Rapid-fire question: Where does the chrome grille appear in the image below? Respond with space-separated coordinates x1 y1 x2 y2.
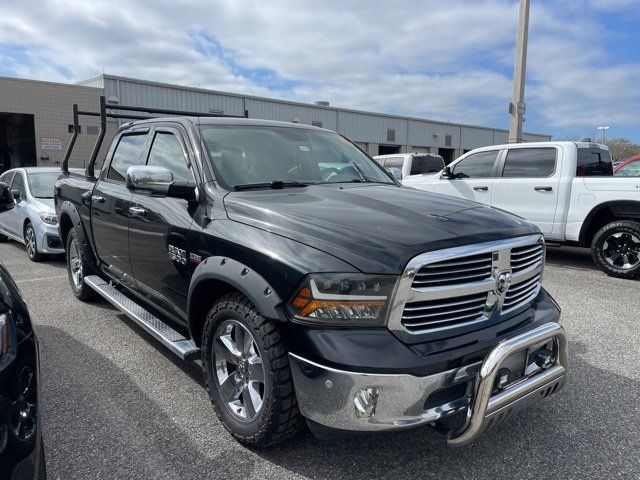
401 293 487 331
511 244 544 274
503 274 541 311
411 253 492 288
389 235 545 337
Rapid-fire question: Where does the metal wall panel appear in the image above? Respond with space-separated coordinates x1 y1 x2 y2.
460 127 494 150
244 98 337 129
337 111 407 144
408 120 461 148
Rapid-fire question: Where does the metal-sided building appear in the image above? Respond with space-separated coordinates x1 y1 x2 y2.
1 73 551 172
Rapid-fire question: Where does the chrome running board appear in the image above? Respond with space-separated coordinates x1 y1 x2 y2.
84 275 200 361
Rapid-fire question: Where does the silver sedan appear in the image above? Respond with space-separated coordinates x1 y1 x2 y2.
0 167 64 261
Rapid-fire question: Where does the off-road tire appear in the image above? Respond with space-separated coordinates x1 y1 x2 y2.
202 292 305 447
66 227 98 301
591 220 640 279
24 223 45 262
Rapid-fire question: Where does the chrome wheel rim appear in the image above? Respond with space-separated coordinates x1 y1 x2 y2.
25 227 36 258
69 238 83 288
213 320 265 422
603 232 640 270
9 365 37 442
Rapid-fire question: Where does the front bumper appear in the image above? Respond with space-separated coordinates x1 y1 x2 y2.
36 222 64 254
289 322 567 445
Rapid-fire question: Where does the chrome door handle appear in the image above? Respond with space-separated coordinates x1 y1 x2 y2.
534 186 552 192
92 195 105 203
129 206 147 216
473 186 489 191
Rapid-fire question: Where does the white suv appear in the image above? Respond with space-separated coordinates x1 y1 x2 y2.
404 141 640 279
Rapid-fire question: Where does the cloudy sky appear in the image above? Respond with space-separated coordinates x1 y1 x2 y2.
1 0 639 141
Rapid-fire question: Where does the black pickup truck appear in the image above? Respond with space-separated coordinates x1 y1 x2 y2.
53 99 567 447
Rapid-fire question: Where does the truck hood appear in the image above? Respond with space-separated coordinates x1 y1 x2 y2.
223 184 540 274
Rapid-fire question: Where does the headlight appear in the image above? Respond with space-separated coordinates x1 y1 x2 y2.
39 211 57 225
287 274 397 326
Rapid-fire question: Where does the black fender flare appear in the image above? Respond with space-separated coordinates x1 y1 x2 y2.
57 201 100 270
187 256 285 340
579 200 640 244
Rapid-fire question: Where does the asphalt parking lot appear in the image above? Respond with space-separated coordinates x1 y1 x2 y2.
1 241 639 479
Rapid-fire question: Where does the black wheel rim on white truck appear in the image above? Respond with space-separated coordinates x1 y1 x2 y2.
602 232 640 270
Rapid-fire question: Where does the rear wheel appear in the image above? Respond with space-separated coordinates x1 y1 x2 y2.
591 220 640 279
202 293 304 447
24 223 44 262
66 227 97 301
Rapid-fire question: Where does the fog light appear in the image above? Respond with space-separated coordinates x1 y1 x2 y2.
354 388 378 419
496 368 511 390
535 349 555 370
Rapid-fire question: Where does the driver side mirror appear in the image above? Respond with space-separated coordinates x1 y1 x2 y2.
386 167 403 181
126 165 173 196
443 166 455 179
0 182 15 213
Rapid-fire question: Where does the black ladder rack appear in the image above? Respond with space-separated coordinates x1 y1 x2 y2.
61 95 249 177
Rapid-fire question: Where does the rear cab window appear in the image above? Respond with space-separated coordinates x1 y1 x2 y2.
410 155 444 175
576 146 613 176
501 148 557 177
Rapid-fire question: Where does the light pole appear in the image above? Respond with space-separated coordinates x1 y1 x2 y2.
597 126 610 144
508 0 530 143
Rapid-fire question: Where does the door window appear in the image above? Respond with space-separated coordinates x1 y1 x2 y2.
452 151 498 178
0 172 14 185
146 132 192 181
502 148 556 177
616 160 640 177
107 133 148 182
10 172 26 198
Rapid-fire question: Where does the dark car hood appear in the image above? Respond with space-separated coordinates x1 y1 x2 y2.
223 184 540 274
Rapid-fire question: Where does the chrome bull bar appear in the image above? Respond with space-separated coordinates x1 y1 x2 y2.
447 322 568 446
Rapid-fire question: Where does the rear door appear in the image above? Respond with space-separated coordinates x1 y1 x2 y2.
128 125 197 320
433 150 500 204
490 146 560 234
91 130 149 282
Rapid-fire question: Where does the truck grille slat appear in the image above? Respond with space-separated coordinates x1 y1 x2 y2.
396 236 545 335
412 253 493 289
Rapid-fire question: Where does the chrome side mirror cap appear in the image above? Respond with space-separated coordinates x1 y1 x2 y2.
125 165 174 196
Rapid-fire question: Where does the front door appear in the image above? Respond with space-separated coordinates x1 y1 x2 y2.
6 171 27 237
91 131 149 282
128 127 197 321
433 149 500 204
490 146 561 235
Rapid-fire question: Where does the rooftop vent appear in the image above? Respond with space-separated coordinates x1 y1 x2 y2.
314 101 330 107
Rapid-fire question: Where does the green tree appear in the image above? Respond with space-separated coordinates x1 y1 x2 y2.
603 137 640 163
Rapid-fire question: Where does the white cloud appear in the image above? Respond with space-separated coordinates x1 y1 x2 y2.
0 0 639 139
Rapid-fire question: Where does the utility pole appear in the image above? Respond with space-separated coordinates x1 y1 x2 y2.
508 0 530 143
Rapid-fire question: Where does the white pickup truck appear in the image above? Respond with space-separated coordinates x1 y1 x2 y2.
403 141 640 279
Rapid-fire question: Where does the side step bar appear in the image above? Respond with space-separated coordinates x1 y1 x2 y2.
84 275 200 361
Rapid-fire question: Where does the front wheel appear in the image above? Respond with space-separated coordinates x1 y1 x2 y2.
591 220 640 279
202 293 304 447
24 223 44 262
66 227 97 301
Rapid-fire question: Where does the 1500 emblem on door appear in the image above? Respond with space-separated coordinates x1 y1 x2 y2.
168 245 187 265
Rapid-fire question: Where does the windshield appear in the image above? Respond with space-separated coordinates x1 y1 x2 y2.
27 172 59 198
616 160 640 177
200 125 395 190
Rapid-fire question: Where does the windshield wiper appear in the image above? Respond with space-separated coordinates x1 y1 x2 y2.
233 180 313 191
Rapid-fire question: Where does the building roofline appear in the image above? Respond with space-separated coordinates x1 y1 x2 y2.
86 73 552 138
0 74 103 92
